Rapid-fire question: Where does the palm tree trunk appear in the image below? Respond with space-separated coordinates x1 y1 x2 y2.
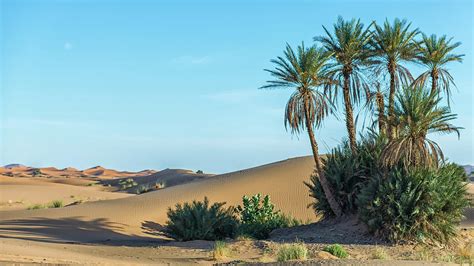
387 61 396 139
343 72 357 154
430 69 438 95
303 97 342 217
375 91 386 135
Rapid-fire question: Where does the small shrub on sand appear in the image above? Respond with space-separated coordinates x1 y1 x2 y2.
165 197 238 241
27 204 45 210
135 184 152 195
196 170 204 174
47 200 64 208
237 194 301 239
235 234 255 241
212 241 230 260
372 246 389 260
323 244 348 258
277 242 308 262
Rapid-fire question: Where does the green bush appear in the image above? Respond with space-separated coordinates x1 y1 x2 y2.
47 200 64 208
165 197 238 241
27 204 45 210
323 244 348 258
306 133 387 217
135 184 152 194
237 194 301 239
277 242 308 261
357 163 468 244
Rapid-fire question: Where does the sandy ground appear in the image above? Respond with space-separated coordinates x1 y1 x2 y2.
0 156 472 265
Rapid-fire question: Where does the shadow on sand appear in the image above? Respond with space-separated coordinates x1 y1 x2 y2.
0 216 162 246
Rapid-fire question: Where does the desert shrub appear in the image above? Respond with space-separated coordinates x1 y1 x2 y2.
372 246 389 260
165 197 238 241
212 241 230 260
47 200 64 208
277 242 308 262
31 168 42 176
306 133 387 217
237 194 301 239
155 181 166 189
135 184 152 194
357 163 469 244
27 204 45 210
323 244 348 258
119 178 138 190
196 170 204 174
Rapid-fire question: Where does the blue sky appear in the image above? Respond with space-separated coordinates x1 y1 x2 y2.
1 0 472 173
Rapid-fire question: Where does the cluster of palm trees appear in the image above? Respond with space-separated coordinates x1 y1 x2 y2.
261 17 464 217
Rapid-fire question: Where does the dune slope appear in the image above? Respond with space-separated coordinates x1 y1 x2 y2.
0 156 316 243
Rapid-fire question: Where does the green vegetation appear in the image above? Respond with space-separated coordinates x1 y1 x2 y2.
260 43 342 217
196 170 204 174
27 200 65 210
165 197 238 241
212 241 230 260
164 194 300 241
306 133 386 217
323 244 348 259
31 168 41 177
119 178 138 190
277 242 308 262
237 194 301 239
135 184 152 194
47 200 64 208
27 203 46 210
357 164 468 244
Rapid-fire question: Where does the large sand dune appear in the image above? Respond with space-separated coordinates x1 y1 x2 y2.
0 156 317 243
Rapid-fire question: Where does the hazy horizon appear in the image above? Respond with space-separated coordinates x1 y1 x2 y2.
1 0 473 173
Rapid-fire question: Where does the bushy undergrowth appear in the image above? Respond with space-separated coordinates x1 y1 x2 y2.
357 164 468 244
237 194 301 239
306 134 386 217
277 242 308 262
307 131 468 245
164 194 300 241
323 244 348 258
47 200 64 208
165 197 238 241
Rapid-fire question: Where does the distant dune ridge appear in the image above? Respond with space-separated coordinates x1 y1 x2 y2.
0 164 157 179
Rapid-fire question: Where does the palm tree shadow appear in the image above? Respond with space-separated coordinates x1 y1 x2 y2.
0 217 161 246
141 220 168 238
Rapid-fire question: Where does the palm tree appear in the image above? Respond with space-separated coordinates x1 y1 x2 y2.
315 16 373 154
380 86 461 169
413 34 464 102
260 43 342 217
370 18 419 138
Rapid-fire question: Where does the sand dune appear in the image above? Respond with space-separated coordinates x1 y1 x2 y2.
0 175 131 211
0 156 316 243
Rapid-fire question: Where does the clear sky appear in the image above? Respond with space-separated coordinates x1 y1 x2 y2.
1 0 473 173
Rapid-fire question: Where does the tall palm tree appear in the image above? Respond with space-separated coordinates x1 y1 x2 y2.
413 34 464 102
380 86 461 169
315 16 373 154
370 18 419 139
260 43 342 217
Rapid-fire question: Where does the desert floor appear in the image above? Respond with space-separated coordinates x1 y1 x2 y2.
0 156 472 265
